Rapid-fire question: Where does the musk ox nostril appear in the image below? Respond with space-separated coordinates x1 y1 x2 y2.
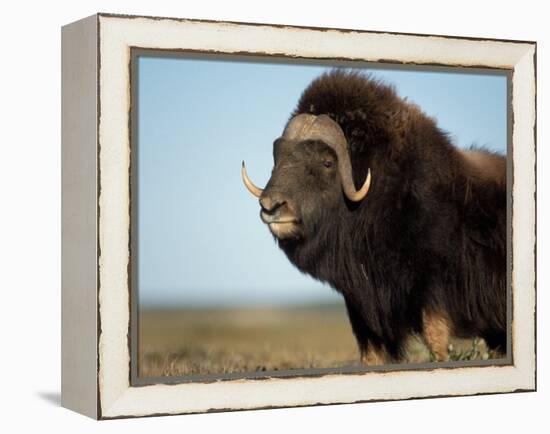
260 196 286 214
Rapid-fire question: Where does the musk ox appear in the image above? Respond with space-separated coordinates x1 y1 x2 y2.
242 70 507 365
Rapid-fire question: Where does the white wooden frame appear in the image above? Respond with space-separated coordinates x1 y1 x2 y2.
61 13 536 419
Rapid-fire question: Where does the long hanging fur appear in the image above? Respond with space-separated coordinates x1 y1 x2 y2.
278 70 506 360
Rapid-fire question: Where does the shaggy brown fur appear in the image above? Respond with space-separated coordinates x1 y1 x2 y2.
422 308 453 361
258 70 507 363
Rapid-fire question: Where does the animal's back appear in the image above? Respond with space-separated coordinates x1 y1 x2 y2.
460 148 506 188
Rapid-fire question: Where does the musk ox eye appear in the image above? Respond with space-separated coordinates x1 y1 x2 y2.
323 160 334 168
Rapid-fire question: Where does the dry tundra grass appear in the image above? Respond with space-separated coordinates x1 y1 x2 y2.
138 304 500 378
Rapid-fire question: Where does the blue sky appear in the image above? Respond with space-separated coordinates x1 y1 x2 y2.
137 54 508 307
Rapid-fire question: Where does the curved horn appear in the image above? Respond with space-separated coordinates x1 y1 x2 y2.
283 114 372 202
343 167 371 202
241 161 263 198
282 113 318 140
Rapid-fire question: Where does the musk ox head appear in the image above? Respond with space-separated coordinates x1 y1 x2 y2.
242 114 371 241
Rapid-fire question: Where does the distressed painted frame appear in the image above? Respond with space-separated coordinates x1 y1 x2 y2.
61 13 536 420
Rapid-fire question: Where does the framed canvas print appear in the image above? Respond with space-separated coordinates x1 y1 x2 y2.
61 13 536 419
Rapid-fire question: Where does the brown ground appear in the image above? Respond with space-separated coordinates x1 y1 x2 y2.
138 304 497 379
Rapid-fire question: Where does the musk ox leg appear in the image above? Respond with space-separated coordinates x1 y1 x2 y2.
361 345 390 366
344 297 392 366
422 308 452 361
483 330 507 358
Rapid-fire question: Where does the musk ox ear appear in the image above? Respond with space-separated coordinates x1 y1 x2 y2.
283 114 372 202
